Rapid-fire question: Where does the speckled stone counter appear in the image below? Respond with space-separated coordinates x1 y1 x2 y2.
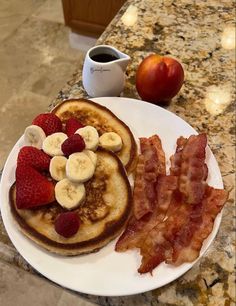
0 0 235 305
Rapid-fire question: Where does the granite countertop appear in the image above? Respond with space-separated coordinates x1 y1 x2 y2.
0 0 235 305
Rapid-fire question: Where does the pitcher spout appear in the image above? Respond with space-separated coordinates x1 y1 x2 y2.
116 51 131 71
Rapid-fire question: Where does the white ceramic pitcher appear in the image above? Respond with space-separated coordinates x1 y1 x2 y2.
82 45 130 97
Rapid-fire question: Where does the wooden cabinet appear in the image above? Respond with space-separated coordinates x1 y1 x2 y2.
62 0 126 37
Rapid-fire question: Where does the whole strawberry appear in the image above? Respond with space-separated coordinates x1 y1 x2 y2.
54 212 80 238
17 146 51 171
61 134 85 156
65 117 84 136
32 113 62 136
16 165 55 209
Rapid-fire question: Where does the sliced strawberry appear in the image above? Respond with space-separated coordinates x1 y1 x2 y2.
32 113 62 136
55 212 80 238
16 165 55 209
17 146 51 171
65 117 84 136
61 134 85 156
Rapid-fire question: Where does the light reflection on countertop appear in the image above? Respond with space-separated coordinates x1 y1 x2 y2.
204 84 232 115
221 26 236 50
121 5 138 27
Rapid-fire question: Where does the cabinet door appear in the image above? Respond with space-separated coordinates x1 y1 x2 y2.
62 0 126 36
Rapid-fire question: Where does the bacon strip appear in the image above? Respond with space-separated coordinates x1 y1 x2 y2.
132 155 152 221
141 135 166 176
138 192 184 274
178 134 208 205
115 175 178 252
116 135 167 251
138 186 228 273
170 136 187 176
170 135 208 183
170 186 228 265
133 135 166 220
133 155 157 221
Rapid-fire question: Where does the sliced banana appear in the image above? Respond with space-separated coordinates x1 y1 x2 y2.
83 150 97 166
55 178 86 210
24 125 46 149
49 156 67 181
42 132 67 157
66 152 95 183
76 126 99 151
99 132 122 152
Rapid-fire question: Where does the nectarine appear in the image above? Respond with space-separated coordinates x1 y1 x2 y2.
136 55 184 105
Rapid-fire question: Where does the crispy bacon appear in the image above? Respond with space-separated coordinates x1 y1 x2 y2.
144 135 166 176
170 135 208 183
133 135 166 220
116 133 228 275
115 214 151 252
138 186 228 273
138 192 185 274
115 175 178 252
132 155 153 221
138 224 170 274
138 134 209 273
116 135 166 251
170 136 187 176
170 186 228 265
173 134 208 205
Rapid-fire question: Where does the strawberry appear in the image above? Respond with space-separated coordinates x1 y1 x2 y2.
17 146 51 171
54 212 80 238
65 117 84 136
32 113 62 136
16 165 55 209
61 134 85 156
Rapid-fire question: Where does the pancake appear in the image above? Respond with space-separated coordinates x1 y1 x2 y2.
51 98 137 174
10 149 132 255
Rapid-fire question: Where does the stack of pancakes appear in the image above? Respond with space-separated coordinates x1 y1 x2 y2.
10 99 137 255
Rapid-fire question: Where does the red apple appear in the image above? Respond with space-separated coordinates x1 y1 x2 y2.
136 54 184 105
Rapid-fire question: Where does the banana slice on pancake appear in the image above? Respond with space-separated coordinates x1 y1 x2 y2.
55 178 86 210
24 125 46 149
42 132 67 156
76 126 99 151
99 132 122 152
49 156 67 181
66 152 95 183
83 150 97 166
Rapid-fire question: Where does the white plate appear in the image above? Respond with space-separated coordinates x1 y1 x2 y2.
0 97 223 296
